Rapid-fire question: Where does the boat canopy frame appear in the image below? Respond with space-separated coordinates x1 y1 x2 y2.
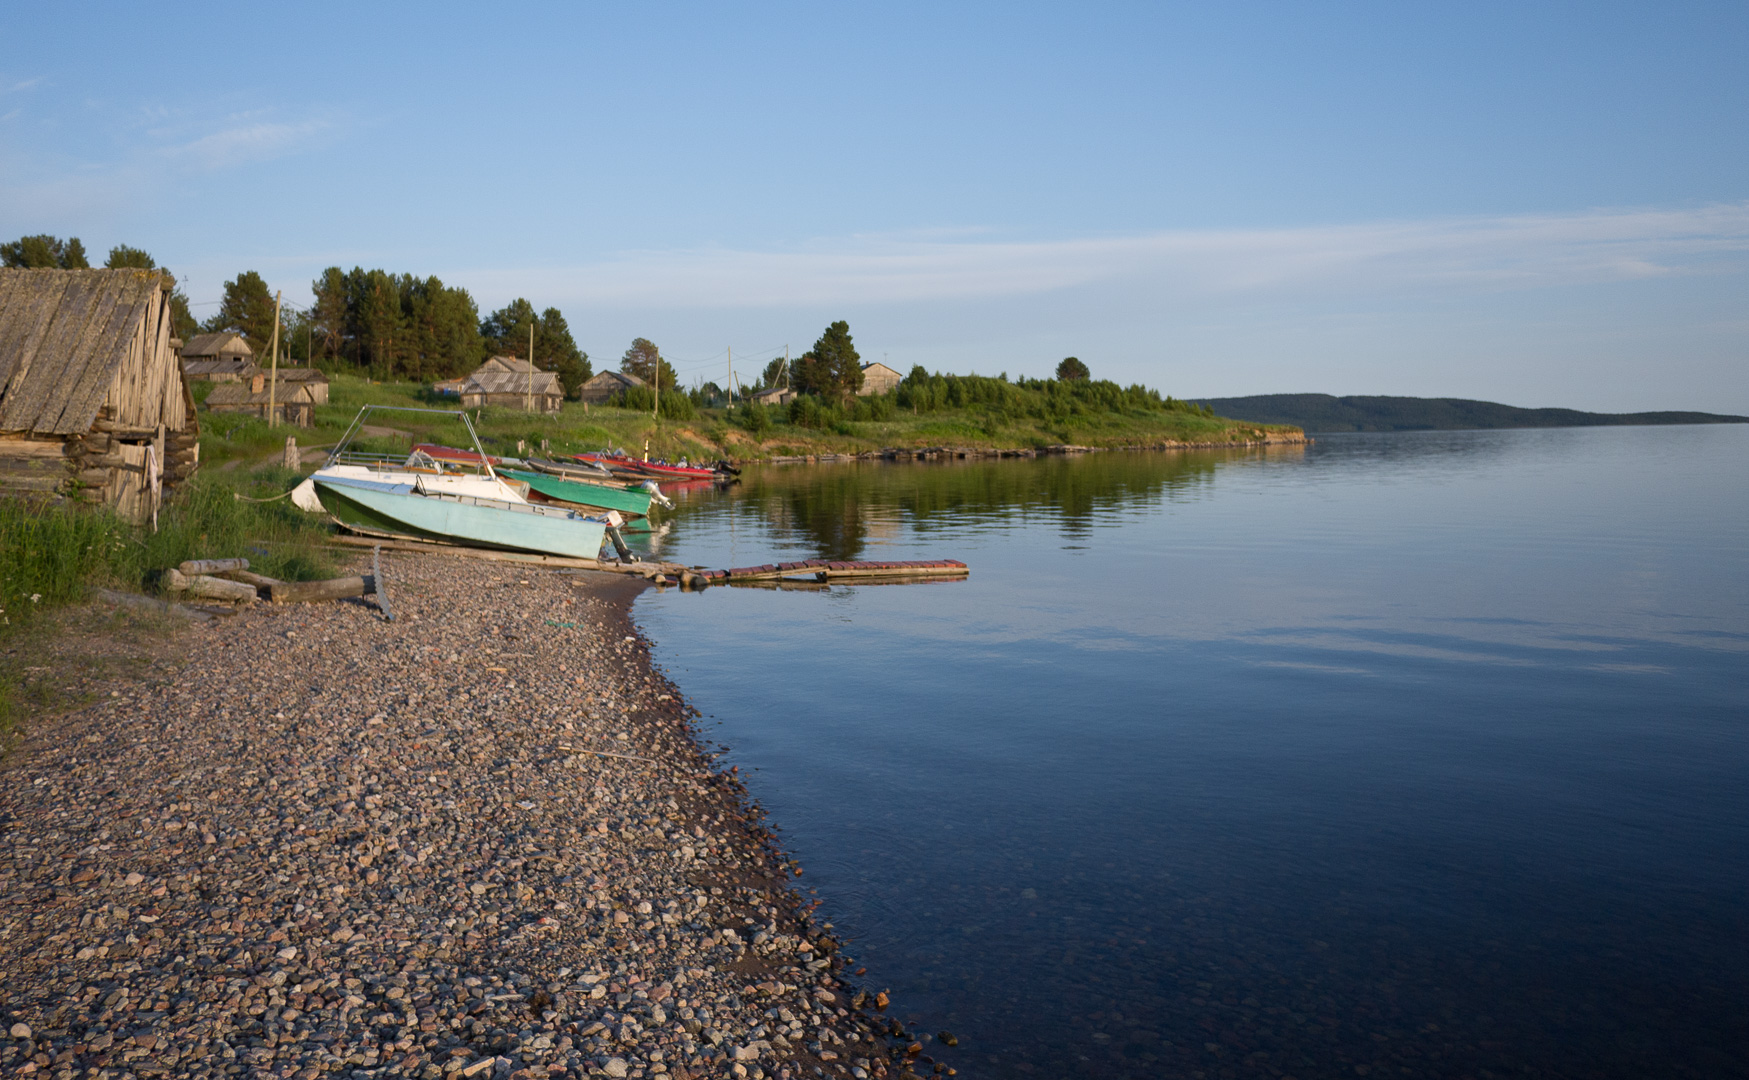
323 405 500 482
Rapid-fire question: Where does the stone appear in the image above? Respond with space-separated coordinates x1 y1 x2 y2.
9 1023 30 1039
603 1058 629 1077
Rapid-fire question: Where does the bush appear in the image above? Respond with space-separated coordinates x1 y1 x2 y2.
613 385 697 420
787 394 842 430
735 399 772 434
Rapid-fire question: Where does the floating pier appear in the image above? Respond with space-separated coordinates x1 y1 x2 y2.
329 533 968 589
700 558 969 584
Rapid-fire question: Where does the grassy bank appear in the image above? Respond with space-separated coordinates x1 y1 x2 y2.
0 468 338 737
195 372 1303 470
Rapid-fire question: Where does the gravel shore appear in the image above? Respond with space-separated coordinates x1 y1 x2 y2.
0 553 924 1080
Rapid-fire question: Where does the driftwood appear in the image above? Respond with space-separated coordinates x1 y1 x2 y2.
179 557 248 575
266 575 377 604
162 567 257 602
219 568 282 589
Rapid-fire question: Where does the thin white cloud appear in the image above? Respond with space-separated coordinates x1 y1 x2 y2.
4 77 43 95
161 118 330 171
465 203 1749 309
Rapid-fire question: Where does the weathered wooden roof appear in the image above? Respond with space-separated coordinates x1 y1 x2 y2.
0 268 167 435
463 370 563 396
275 367 329 384
476 355 538 375
182 331 253 359
586 370 645 388
183 357 259 376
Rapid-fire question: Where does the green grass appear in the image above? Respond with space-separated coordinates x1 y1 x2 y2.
201 372 1301 470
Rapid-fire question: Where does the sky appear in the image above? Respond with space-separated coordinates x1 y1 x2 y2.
3 1 1746 411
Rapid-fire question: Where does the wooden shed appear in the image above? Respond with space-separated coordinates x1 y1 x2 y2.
460 368 564 413
0 268 199 522
180 331 255 381
203 371 316 427
275 367 330 405
751 386 796 406
578 369 644 404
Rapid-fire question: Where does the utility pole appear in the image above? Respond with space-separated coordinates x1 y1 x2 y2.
268 290 282 427
653 349 660 421
783 344 789 388
527 322 534 413
727 345 733 403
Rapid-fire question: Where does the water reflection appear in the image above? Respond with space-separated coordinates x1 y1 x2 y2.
634 428 1749 1080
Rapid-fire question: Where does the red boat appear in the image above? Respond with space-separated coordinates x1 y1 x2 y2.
412 443 503 468
573 451 735 482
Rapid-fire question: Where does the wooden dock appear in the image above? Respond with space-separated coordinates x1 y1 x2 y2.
328 533 967 589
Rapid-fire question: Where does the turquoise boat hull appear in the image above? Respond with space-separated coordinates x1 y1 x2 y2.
499 469 653 517
313 475 609 559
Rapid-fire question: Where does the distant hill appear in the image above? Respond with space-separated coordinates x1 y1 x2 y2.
1192 394 1749 433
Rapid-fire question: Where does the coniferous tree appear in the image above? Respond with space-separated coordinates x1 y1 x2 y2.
793 320 862 400
1056 356 1090 381
1 234 89 268
205 270 282 356
620 338 677 390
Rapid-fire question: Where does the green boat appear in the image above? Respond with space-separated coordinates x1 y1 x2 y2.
499 468 655 517
313 474 609 558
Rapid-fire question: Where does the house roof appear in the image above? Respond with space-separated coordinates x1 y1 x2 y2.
204 380 315 407
586 370 645 388
182 357 259 376
476 355 539 375
860 362 900 377
275 367 329 384
462 370 563 396
182 331 254 359
0 268 171 435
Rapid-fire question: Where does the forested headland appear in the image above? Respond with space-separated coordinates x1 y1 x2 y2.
1194 393 1749 432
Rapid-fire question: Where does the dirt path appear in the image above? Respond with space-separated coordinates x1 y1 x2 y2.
0 555 912 1080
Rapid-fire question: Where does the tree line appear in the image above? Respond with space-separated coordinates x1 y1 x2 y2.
6 234 1192 415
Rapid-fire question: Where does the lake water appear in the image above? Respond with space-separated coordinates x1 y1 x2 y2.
629 426 1749 1079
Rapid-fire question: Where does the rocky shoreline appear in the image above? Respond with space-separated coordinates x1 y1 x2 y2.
0 555 937 1080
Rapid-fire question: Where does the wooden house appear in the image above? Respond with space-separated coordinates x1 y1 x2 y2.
180 332 256 381
0 268 200 523
203 371 317 427
459 368 564 413
751 386 796 406
858 361 902 396
578 369 644 404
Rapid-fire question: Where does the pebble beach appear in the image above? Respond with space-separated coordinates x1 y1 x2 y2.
0 554 923 1080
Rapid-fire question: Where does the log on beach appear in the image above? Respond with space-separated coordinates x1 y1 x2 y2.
265 574 377 604
178 557 249 575
162 568 258 603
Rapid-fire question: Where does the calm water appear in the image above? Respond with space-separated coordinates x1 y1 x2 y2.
630 426 1749 1079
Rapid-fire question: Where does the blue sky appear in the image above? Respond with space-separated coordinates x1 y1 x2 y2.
3 2 1746 411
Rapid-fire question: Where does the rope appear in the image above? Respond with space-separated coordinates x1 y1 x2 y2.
232 488 298 502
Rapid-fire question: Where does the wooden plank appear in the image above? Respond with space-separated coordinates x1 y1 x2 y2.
0 272 72 423
0 270 101 432
41 272 129 434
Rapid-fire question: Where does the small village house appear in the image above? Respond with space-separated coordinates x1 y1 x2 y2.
275 367 330 405
443 356 565 412
751 386 797 406
179 331 256 382
203 371 317 427
577 369 645 405
0 268 200 522
858 361 902 396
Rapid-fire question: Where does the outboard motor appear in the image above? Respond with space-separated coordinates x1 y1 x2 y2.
639 480 675 510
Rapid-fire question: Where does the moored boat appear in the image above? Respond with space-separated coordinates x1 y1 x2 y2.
312 473 610 558
498 468 657 517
